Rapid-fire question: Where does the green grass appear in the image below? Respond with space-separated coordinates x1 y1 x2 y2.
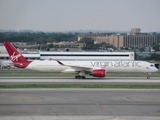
0 84 160 89
0 72 160 77
1 69 160 77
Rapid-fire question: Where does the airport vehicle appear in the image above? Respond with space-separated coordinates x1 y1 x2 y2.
0 60 12 69
3 42 159 79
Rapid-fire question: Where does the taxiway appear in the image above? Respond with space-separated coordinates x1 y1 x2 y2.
0 89 160 120
0 77 160 85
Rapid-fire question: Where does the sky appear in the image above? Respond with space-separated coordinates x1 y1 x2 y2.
0 0 160 32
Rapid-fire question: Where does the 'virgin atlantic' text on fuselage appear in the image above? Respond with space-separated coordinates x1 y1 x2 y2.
90 61 142 68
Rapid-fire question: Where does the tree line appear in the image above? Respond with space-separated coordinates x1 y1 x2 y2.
0 32 78 44
135 52 160 61
0 32 160 61
1 31 160 45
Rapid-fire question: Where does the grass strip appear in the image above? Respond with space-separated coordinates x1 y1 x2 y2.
0 73 160 77
0 84 160 89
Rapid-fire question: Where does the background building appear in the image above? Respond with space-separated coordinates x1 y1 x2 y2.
78 28 157 50
131 28 141 35
123 34 157 48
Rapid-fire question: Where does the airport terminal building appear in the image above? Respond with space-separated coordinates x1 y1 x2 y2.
0 44 134 61
40 52 134 61
0 51 134 61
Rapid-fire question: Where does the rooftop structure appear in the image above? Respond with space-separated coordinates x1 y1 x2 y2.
131 28 141 35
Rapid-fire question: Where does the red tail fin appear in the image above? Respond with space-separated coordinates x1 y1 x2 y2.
3 42 27 63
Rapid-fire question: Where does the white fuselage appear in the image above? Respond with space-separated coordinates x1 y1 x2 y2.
25 60 158 74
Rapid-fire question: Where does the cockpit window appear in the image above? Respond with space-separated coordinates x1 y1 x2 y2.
150 64 154 67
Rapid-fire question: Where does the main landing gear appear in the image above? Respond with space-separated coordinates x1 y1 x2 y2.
75 75 86 79
75 71 86 79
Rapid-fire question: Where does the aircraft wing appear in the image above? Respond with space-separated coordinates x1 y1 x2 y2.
57 60 106 78
57 60 98 72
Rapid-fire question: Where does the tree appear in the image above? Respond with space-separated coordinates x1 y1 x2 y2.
153 44 160 52
47 44 54 48
139 47 145 52
144 53 160 61
79 37 94 46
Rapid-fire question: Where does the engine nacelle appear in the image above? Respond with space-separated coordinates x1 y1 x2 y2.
91 69 106 77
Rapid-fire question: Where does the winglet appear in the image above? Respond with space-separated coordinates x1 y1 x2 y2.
57 60 64 65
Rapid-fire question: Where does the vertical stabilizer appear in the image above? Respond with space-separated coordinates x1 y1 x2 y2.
3 42 31 68
3 42 27 63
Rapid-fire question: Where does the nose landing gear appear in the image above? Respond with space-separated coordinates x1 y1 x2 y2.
147 73 151 79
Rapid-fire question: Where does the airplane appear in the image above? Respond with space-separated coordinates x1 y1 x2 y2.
3 42 159 79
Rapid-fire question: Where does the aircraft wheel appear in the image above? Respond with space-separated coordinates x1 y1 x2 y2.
79 76 85 79
80 76 83 79
75 75 85 79
75 75 81 79
82 76 86 79
147 76 150 79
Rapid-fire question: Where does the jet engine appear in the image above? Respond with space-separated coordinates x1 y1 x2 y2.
91 69 106 77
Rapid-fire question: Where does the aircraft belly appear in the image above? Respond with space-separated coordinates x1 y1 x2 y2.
106 67 142 73
27 63 67 72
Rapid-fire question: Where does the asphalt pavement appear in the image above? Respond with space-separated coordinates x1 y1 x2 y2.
0 89 160 120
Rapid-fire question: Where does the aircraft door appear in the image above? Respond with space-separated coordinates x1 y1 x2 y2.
143 62 149 72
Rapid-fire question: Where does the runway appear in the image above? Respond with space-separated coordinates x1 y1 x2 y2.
0 89 160 120
0 77 160 85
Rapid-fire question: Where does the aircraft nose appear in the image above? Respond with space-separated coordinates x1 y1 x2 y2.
153 67 159 72
155 64 159 70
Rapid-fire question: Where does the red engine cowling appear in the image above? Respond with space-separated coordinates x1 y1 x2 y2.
92 69 106 77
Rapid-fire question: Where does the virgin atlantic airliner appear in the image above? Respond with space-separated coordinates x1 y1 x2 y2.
4 42 158 79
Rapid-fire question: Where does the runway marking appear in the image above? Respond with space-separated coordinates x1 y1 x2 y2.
0 94 44 102
126 95 160 102
76 90 114 115
14 96 44 101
